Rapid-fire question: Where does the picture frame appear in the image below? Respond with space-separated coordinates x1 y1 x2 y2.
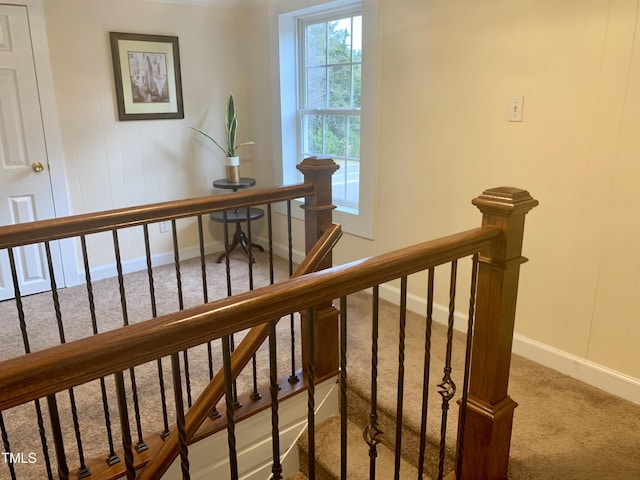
109 32 184 121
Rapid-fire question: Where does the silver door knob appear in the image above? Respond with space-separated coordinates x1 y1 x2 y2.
31 162 45 173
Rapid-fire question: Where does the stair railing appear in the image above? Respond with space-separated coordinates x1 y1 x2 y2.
0 156 340 479
137 222 343 480
0 183 537 480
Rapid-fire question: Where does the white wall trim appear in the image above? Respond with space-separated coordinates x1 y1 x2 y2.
259 235 306 267
512 334 640 405
377 283 640 406
20 0 77 287
67 232 294 289
69 239 224 286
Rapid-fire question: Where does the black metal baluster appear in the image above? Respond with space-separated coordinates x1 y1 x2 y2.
287 201 299 384
47 394 69 480
172 219 184 312
247 205 256 264
197 215 218 397
247 207 262 401
210 209 233 420
114 372 136 480
394 276 408 480
339 296 348 480
80 235 120 465
286 201 293 278
7 248 53 479
45 241 90 478
305 308 316 479
171 353 190 480
364 285 382 479
33 400 54 479
267 204 274 284
221 211 240 408
437 260 458 480
143 224 171 439
418 267 435 479
455 254 479 479
0 411 17 480
181 342 193 411
222 336 239 480
112 231 147 453
268 321 282 479
197 215 209 304
6 245 31 348
223 210 232 296
171 220 193 409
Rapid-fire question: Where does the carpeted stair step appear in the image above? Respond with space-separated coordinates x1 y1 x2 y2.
284 472 308 480
344 292 462 476
346 381 456 476
297 415 422 479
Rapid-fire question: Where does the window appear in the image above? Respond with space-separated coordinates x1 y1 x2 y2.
276 0 377 239
299 13 362 213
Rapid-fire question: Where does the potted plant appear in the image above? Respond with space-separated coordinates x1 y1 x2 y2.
192 93 254 183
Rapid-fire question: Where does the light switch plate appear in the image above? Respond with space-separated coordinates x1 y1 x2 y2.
508 96 524 122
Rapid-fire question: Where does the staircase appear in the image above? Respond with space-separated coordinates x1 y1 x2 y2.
0 182 542 480
296 416 419 479
285 291 466 480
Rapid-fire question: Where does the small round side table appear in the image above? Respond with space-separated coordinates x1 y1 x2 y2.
210 178 265 263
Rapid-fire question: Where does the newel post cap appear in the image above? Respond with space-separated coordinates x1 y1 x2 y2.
296 156 340 176
472 186 539 217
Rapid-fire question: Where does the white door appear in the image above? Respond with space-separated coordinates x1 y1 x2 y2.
0 4 62 301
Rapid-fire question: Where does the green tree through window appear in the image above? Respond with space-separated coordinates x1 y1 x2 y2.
300 13 362 211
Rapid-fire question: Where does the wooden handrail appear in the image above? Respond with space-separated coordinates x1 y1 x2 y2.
0 226 500 411
0 183 313 249
136 223 343 480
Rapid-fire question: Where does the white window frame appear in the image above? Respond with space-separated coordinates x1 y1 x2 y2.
298 9 362 214
272 0 378 240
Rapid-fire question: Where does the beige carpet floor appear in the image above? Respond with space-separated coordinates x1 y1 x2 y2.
1 251 639 479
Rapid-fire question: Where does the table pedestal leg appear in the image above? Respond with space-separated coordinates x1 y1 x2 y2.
216 221 264 263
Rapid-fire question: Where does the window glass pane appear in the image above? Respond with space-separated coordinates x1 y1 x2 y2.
352 64 361 108
345 159 360 204
328 18 352 64
332 158 346 202
302 114 323 155
347 116 360 158
328 65 351 107
352 16 362 62
306 23 326 67
325 115 347 157
306 66 326 108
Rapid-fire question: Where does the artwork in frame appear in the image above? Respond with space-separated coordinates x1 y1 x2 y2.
109 32 184 121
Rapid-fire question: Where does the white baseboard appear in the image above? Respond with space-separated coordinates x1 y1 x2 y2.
377 283 640 406
69 240 224 286
259 236 306 266
512 334 640 405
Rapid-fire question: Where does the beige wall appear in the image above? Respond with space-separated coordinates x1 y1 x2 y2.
245 0 640 386
43 0 255 264
41 0 640 387
376 0 640 382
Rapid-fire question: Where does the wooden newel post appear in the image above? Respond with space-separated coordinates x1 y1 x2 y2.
297 156 340 381
457 187 538 479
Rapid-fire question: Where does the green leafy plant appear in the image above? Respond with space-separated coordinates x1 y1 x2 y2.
192 93 254 157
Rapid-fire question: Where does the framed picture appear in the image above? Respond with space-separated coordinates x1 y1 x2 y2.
109 32 184 121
